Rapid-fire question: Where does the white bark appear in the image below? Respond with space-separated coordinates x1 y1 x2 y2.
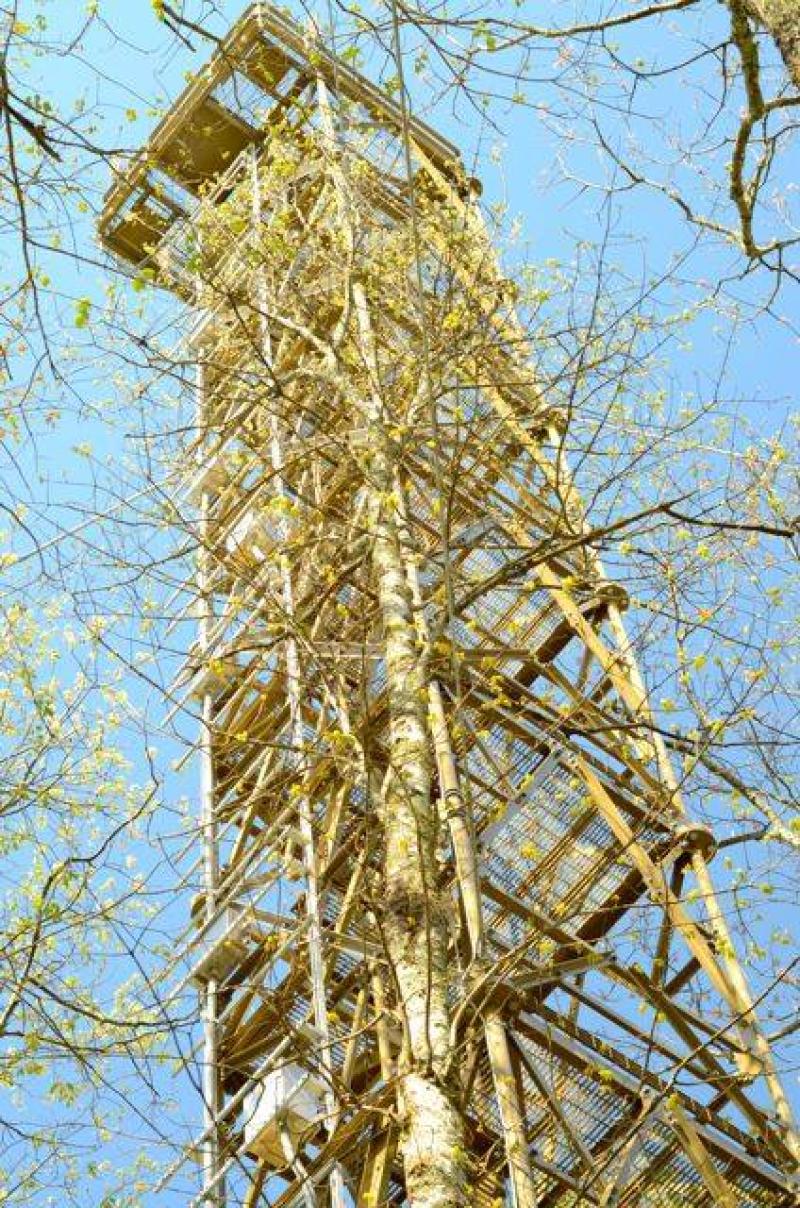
353 282 469 1207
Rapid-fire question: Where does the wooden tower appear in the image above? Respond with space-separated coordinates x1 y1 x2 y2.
99 5 798 1205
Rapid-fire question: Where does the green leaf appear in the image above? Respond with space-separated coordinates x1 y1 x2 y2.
131 267 155 292
74 297 91 328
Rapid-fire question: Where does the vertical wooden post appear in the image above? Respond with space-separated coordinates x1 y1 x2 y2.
484 1015 538 1208
250 144 345 1205
197 356 224 1206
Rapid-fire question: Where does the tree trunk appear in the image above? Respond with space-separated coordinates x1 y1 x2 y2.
353 282 469 1207
372 505 468 1207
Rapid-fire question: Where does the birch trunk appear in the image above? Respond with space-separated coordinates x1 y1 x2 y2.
353 283 469 1208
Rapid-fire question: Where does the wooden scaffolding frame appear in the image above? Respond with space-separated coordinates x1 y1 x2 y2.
99 5 799 1205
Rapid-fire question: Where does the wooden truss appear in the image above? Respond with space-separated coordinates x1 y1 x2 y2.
99 5 799 1205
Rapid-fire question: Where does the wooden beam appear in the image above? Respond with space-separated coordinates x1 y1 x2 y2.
484 1013 538 1208
575 755 760 1079
510 1032 601 1182
668 1100 738 1208
356 1127 398 1207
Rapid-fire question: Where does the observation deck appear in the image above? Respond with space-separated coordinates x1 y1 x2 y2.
98 2 459 284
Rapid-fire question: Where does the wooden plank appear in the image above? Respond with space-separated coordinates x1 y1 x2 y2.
484 1013 538 1208
356 1127 398 1207
668 1101 738 1208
